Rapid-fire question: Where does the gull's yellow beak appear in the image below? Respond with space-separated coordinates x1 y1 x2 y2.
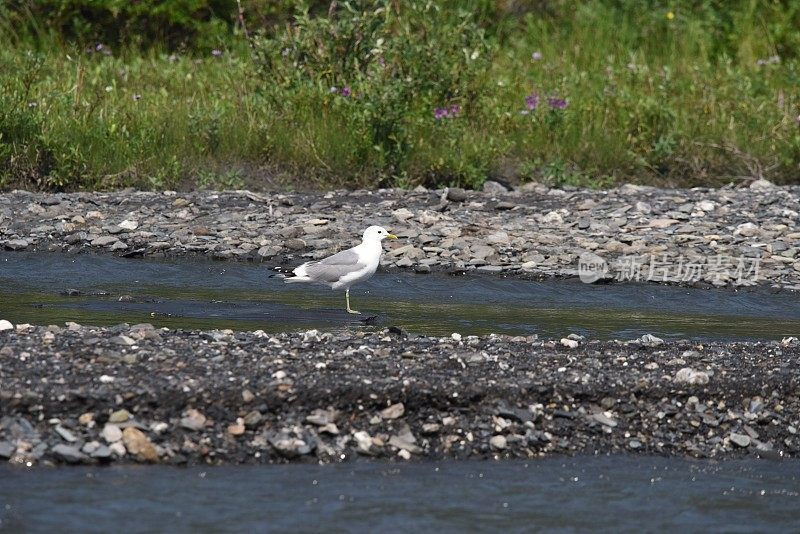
387 233 398 239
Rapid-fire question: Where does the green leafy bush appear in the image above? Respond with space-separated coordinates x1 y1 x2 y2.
251 0 493 184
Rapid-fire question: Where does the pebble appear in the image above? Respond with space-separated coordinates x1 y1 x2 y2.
635 334 664 347
446 187 468 202
490 435 507 450
109 409 132 423
91 236 119 247
380 403 405 420
5 239 29 250
0 441 15 459
674 368 710 385
55 425 78 443
102 424 123 443
729 433 751 448
228 422 246 436
181 409 207 431
118 220 139 231
483 180 509 195
122 427 158 462
51 444 88 464
1 185 799 288
0 324 798 466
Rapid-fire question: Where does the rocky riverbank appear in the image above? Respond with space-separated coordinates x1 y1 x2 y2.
1 180 799 289
1 322 798 466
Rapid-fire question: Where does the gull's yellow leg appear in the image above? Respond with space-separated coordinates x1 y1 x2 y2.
346 288 361 314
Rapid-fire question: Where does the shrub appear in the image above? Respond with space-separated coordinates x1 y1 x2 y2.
250 0 494 185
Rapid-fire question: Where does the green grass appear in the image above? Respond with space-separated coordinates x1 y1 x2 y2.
1 1 799 191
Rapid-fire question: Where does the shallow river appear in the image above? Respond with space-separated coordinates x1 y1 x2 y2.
2 252 799 340
1 457 799 532
3 252 800 532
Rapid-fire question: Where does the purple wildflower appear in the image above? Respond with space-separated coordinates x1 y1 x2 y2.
341 86 352 97
796 114 800 125
547 97 568 110
524 92 540 110
434 104 462 120
90 43 112 56
531 51 542 61
211 48 223 57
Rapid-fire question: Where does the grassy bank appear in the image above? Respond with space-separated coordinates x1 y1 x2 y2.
1 1 799 191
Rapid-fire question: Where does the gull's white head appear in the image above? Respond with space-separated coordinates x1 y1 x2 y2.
363 225 398 242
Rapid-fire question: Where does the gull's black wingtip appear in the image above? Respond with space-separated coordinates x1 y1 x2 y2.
268 265 292 279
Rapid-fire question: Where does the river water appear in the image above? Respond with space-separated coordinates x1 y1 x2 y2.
2 252 799 340
3 252 800 532
1 457 799 532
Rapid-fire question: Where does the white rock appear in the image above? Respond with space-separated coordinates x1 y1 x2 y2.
483 180 509 195
118 220 139 231
749 178 775 190
99 375 115 383
109 442 127 457
540 211 563 224
0 320 13 331
560 338 579 348
451 333 462 342
489 435 507 450
734 222 760 237
635 334 664 347
101 424 123 443
674 367 710 385
392 208 414 222
695 200 715 212
353 431 372 452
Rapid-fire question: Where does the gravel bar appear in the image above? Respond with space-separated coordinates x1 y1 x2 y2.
1 323 798 466
1 179 799 288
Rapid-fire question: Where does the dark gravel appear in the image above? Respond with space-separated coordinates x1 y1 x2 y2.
2 179 800 288
1 323 798 466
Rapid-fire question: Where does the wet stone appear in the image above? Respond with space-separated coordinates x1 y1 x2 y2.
5 239 29 250
729 433 751 448
51 444 88 464
0 441 15 459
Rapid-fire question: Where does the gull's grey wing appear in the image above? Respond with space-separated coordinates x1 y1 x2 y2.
317 247 361 266
303 262 365 283
302 247 365 283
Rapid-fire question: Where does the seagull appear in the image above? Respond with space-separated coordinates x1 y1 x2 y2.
283 225 398 314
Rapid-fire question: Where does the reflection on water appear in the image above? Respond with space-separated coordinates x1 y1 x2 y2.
1 457 799 532
1 252 799 340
